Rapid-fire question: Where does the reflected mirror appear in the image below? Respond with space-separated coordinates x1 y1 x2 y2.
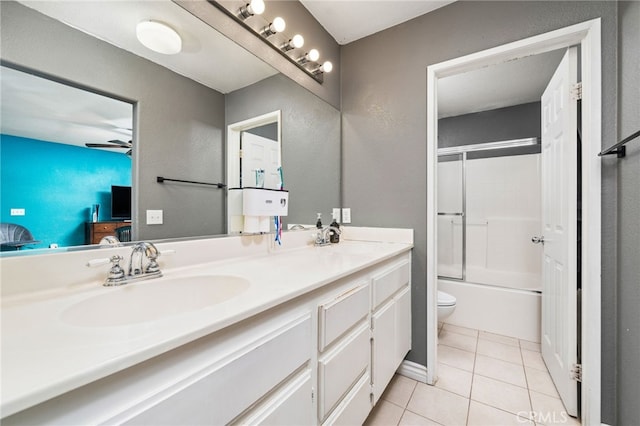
0 0 341 255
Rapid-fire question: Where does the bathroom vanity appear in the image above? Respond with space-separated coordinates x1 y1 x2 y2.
0 227 412 425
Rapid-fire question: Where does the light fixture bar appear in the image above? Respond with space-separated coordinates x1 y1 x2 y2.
207 0 325 84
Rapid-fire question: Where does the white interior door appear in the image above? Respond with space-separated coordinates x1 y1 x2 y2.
540 47 578 417
241 132 280 189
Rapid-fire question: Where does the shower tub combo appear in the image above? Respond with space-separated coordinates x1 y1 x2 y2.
438 139 542 343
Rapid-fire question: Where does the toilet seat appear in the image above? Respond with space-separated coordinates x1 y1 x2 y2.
437 291 456 307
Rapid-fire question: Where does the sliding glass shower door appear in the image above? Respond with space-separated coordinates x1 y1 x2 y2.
437 153 465 280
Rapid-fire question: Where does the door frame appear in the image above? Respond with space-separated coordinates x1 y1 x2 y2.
226 110 282 233
426 19 601 424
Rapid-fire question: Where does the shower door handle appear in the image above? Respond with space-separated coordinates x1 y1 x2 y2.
531 236 545 245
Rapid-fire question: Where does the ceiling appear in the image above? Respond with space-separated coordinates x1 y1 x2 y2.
300 0 456 45
1 66 134 150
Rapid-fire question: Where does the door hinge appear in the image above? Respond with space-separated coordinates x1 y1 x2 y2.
570 363 582 382
239 149 243 158
571 82 582 100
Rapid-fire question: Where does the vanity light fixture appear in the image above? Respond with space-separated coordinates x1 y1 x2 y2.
208 1 329 84
260 17 286 37
312 61 333 75
297 48 320 64
238 0 265 20
280 34 304 52
136 20 182 55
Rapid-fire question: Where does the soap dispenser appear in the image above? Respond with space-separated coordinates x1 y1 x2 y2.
316 213 323 229
329 216 340 244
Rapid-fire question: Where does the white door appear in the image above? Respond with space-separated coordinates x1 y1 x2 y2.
539 47 579 417
241 132 281 189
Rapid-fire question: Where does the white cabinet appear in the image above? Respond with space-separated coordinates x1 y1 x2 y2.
235 369 313 426
318 323 370 421
371 260 412 403
122 315 312 425
318 282 369 352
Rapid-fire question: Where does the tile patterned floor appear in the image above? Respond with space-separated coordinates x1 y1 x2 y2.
364 324 580 426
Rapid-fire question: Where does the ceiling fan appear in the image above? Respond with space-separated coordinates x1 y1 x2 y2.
85 139 132 155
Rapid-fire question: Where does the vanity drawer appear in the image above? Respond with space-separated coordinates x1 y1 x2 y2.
318 282 369 352
321 373 371 426
124 315 312 426
318 322 369 421
371 260 410 310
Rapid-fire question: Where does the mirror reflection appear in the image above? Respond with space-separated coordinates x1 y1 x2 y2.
0 66 134 251
0 0 341 255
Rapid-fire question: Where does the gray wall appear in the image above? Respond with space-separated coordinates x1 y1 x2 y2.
1 1 227 240
226 74 341 226
616 2 640 423
439 102 541 158
340 2 620 421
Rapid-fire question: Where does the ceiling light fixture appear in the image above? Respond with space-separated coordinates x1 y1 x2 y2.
238 0 265 20
136 20 182 55
280 34 304 52
297 49 319 64
260 17 286 37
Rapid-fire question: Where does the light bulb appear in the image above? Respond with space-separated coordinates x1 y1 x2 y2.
272 17 286 33
322 61 333 73
308 49 320 62
248 0 265 15
136 21 182 55
239 0 264 19
291 34 304 49
262 17 286 37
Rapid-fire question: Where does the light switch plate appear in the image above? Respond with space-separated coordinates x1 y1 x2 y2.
332 208 341 221
10 208 25 216
146 209 163 225
342 208 351 224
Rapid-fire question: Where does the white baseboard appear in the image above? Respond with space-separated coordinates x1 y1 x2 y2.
396 360 428 383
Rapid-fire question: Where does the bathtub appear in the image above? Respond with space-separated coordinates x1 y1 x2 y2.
438 278 541 343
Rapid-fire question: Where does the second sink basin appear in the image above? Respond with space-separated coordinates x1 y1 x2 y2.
61 275 250 327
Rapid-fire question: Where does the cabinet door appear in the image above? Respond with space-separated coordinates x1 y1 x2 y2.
395 286 412 365
371 300 396 404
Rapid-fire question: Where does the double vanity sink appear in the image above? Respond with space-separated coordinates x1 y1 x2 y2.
1 228 413 424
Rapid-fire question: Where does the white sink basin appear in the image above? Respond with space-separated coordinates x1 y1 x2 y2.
61 275 250 327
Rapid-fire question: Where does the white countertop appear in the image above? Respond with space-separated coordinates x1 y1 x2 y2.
1 235 412 417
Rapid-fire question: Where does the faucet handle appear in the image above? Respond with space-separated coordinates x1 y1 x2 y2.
106 255 126 283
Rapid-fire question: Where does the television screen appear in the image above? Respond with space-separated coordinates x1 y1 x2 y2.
111 185 132 220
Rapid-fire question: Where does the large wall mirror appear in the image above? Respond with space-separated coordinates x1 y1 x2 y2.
0 0 341 255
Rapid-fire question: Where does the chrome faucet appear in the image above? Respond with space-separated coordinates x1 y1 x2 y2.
128 241 161 278
315 226 341 246
88 241 163 286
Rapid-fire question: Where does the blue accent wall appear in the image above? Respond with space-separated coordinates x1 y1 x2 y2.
1 135 131 249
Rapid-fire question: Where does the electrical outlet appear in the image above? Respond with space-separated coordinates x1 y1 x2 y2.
342 208 351 224
146 209 163 225
332 208 341 222
10 208 25 216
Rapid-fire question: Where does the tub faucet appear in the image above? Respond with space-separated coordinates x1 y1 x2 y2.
315 226 341 246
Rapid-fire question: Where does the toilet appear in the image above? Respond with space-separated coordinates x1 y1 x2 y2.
437 291 457 322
